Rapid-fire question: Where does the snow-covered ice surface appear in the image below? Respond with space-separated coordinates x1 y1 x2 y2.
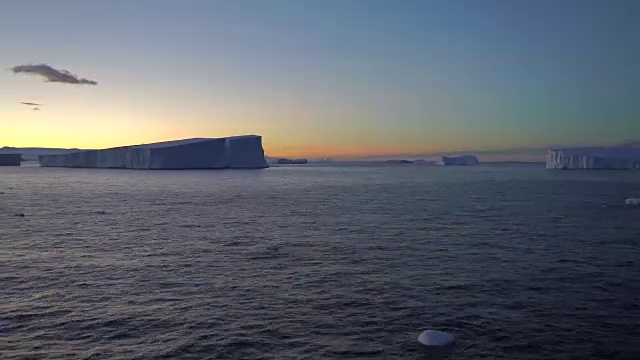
547 146 640 170
418 330 455 346
39 136 268 169
442 155 479 166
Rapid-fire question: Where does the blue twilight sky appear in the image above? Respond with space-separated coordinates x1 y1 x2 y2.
0 0 638 157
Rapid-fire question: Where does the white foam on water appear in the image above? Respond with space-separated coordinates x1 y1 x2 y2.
625 198 640 205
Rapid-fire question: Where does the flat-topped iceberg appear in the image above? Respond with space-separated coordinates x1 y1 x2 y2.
442 155 479 166
0 154 22 166
275 158 308 164
39 136 269 169
546 146 640 170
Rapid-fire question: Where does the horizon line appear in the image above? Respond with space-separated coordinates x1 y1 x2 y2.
3 140 638 160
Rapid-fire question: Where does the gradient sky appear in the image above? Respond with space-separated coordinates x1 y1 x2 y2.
1 0 638 157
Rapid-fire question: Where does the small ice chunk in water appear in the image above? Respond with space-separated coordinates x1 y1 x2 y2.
417 330 455 347
625 198 640 205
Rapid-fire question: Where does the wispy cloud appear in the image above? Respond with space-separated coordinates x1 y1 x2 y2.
20 102 42 106
10 64 98 85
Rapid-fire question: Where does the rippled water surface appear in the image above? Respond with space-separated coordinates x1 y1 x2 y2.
2 164 639 359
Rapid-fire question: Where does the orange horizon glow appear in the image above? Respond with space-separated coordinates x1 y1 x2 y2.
264 145 438 159
1 136 443 159
2 1 639 160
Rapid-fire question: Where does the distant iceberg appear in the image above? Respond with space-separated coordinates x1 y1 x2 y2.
39 136 269 169
275 158 308 164
0 147 79 161
414 159 437 165
442 155 479 166
0 154 21 166
546 145 640 170
385 159 413 164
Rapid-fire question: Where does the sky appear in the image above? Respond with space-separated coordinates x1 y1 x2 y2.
1 0 638 158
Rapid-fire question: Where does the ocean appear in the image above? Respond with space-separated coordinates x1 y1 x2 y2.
1 164 639 359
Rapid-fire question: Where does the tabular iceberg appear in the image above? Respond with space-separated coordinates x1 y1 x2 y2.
39 136 269 169
0 154 22 166
442 155 479 166
546 146 640 170
275 158 308 164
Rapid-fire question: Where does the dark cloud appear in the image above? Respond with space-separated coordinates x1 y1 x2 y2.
10 64 98 85
20 102 42 106
32 107 40 111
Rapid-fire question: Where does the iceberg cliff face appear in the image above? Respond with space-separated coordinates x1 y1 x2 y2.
546 146 640 170
442 155 479 166
39 136 269 169
0 154 22 166
225 136 270 168
0 147 80 161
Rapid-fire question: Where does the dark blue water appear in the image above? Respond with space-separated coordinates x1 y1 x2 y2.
2 164 639 359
